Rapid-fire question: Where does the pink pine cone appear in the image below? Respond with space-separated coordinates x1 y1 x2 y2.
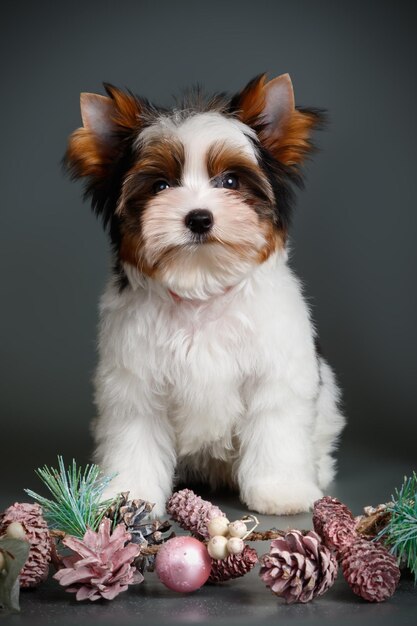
341 538 400 602
313 496 354 537
260 530 338 604
53 518 142 601
208 546 258 583
0 502 51 588
166 489 225 540
321 513 357 554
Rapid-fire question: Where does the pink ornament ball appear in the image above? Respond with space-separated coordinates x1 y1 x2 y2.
155 536 212 593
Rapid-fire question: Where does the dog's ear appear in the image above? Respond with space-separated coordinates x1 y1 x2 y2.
231 73 324 168
65 84 141 180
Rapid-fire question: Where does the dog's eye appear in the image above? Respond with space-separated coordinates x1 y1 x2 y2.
153 180 170 194
222 174 239 190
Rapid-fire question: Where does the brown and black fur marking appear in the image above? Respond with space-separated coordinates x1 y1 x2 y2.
64 76 324 287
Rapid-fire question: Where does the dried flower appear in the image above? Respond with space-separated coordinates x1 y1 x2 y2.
0 535 30 612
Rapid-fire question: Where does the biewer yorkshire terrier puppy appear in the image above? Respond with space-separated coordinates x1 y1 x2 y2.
65 73 345 516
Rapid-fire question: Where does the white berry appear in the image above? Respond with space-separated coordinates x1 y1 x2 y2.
207 516 230 537
226 537 245 555
228 520 247 538
207 535 229 559
5 521 26 540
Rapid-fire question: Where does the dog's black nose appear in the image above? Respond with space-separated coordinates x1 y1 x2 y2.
184 209 214 234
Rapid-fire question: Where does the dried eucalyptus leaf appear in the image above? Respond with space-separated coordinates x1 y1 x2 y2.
0 537 30 612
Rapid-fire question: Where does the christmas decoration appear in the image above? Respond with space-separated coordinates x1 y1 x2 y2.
355 503 392 538
166 490 259 580
4 522 26 540
376 472 417 583
312 495 403 602
226 537 245 555
0 457 408 612
166 489 225 540
0 503 51 588
104 493 173 573
155 536 212 593
320 512 357 553
25 457 118 538
206 513 258 561
312 496 355 536
228 520 247 538
313 496 358 554
207 516 230 537
340 538 400 602
208 545 258 583
207 535 229 560
259 530 338 604
0 536 30 612
53 518 141 601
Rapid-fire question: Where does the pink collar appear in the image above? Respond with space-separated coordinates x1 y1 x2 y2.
168 287 232 303
168 289 183 303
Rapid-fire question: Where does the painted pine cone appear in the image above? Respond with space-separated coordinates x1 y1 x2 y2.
313 496 354 536
0 502 51 588
260 530 338 604
320 513 357 554
341 538 400 602
208 546 258 583
166 489 225 540
53 518 142 601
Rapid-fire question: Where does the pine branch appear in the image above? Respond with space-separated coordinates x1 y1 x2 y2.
25 457 118 539
377 471 417 583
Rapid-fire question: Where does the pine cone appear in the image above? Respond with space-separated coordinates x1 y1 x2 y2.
0 502 51 588
313 496 354 536
166 489 225 540
53 518 142 601
208 546 258 583
260 530 338 604
341 538 400 602
105 494 173 573
321 513 357 553
105 493 154 528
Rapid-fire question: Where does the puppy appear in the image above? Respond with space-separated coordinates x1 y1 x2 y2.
65 73 345 516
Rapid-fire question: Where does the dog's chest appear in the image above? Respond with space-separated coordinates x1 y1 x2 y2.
159 302 253 457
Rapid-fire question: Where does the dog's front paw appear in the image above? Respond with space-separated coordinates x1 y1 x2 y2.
242 481 323 515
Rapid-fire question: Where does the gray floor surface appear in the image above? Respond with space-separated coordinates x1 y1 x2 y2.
1 443 416 626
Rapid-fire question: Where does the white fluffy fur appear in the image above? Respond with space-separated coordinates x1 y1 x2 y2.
93 113 345 516
94 253 345 515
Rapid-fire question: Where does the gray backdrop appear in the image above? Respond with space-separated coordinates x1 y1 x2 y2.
1 0 416 494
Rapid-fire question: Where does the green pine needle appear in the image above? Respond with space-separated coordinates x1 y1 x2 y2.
25 456 119 538
377 471 417 583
